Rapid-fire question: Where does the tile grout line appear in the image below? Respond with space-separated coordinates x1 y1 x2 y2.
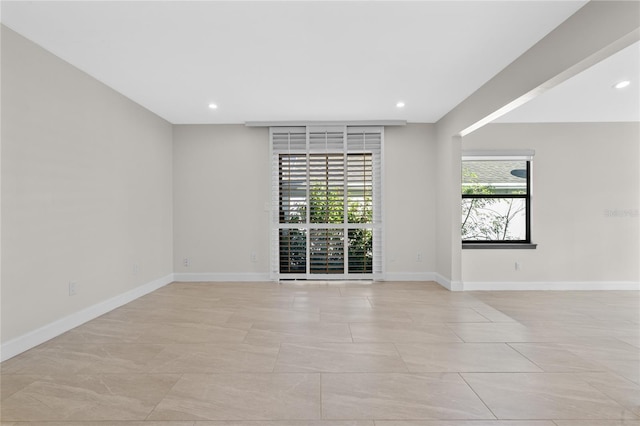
505 342 547 373
443 321 469 343
271 342 284 373
365 295 375 309
143 371 184 421
390 342 410 373
457 372 499 421
319 371 324 420
347 322 355 343
469 306 495 322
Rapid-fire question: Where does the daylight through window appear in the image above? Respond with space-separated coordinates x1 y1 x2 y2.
462 155 532 244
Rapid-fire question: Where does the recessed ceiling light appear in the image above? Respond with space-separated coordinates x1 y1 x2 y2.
208 103 218 109
614 80 630 89
396 101 405 108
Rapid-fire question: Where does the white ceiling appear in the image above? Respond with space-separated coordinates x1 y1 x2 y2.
5 0 629 125
498 40 640 123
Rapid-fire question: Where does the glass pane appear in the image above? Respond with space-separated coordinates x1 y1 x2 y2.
348 228 373 273
462 160 527 195
279 154 307 224
309 154 345 224
310 228 344 274
279 228 306 274
347 154 373 224
462 198 527 241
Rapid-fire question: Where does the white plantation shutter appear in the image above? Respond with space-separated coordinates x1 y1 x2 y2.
347 127 383 276
271 127 307 276
272 128 307 152
270 125 384 280
308 153 344 223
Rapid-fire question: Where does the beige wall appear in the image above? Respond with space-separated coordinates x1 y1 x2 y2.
172 123 437 279
172 124 271 277
462 122 639 286
384 124 436 277
1 26 174 343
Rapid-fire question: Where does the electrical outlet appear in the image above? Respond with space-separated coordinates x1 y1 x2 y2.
250 252 257 263
515 261 521 271
132 263 139 275
416 252 422 262
183 257 191 267
68 281 77 296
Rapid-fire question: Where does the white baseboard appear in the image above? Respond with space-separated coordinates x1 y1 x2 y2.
432 273 463 291
173 272 271 282
383 272 465 291
462 281 640 291
0 274 174 362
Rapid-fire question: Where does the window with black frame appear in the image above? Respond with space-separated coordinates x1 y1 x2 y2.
462 158 531 244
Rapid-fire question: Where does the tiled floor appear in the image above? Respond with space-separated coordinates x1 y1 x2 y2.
1 281 639 425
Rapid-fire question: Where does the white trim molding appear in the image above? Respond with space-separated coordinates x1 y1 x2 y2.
0 274 174 362
173 272 271 282
462 149 535 161
462 281 640 291
434 273 464 292
246 120 406 127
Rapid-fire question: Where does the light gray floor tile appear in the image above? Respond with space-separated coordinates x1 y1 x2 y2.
146 342 280 373
350 322 463 343
2 282 638 423
374 422 555 426
395 343 542 372
322 373 495 420
148 373 321 421
508 343 606 372
195 422 372 426
274 342 408 372
0 374 180 421
243 321 353 344
462 372 638 420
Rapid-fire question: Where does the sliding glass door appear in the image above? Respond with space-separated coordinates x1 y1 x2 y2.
271 126 383 280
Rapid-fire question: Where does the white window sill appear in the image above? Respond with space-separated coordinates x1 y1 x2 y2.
462 243 537 250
